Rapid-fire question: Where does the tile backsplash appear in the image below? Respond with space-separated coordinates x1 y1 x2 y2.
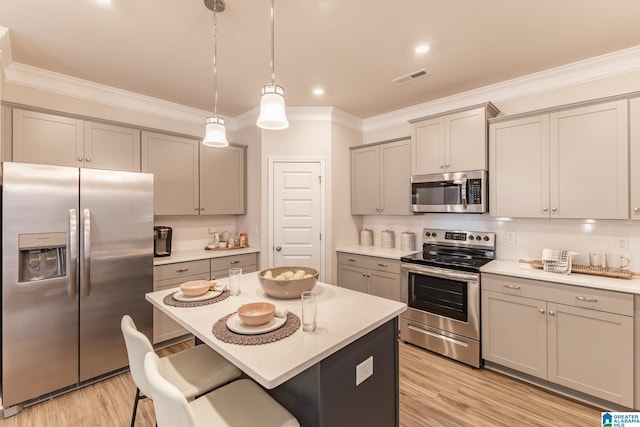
361 214 640 272
155 215 238 251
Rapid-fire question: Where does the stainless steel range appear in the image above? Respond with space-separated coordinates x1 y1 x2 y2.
400 228 495 368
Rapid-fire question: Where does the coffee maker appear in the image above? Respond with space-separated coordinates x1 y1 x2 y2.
154 226 172 257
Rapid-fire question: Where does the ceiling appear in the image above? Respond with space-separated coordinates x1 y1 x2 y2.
1 0 639 119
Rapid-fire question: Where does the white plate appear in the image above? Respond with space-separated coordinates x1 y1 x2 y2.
226 313 287 335
173 290 222 302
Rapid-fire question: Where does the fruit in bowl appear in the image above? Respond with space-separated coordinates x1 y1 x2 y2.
258 266 318 299
237 302 275 326
179 280 212 297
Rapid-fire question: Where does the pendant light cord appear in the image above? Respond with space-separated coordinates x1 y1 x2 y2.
213 0 219 116
270 0 275 84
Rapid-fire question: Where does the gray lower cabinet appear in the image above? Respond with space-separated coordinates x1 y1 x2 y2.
337 253 401 302
152 253 257 344
481 273 634 407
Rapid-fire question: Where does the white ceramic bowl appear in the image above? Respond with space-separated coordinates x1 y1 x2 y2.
179 280 211 297
258 267 318 299
237 302 276 326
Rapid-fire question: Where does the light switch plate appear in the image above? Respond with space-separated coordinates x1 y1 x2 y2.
356 356 373 386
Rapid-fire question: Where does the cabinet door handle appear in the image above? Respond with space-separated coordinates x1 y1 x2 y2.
85 157 91 163
542 207 548 212
633 207 639 213
378 263 388 268
539 308 545 314
230 260 240 264
176 268 189 273
439 164 444 169
548 310 555 316
576 296 598 303
77 157 84 162
551 207 557 212
503 283 521 290
444 163 450 168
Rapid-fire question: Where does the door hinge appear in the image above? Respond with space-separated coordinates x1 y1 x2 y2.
320 233 322 241
318 175 322 183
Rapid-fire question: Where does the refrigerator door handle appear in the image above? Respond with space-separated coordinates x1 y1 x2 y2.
69 209 78 299
82 208 91 296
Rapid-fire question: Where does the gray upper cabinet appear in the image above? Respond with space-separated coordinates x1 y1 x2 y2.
490 99 628 219
141 130 247 216
200 144 246 215
351 138 411 215
631 96 640 220
142 131 200 216
409 103 499 175
12 109 140 171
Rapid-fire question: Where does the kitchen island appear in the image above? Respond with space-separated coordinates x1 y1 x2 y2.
146 272 407 427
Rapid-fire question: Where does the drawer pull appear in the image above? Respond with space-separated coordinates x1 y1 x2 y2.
576 296 598 303
230 260 240 264
176 268 189 273
503 283 521 290
348 258 356 262
378 263 388 268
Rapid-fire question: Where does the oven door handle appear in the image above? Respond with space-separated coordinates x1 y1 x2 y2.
401 263 478 282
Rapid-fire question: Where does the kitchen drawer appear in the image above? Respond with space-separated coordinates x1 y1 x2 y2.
482 273 633 316
212 264 256 280
154 260 210 281
337 253 400 274
210 253 257 272
153 273 210 291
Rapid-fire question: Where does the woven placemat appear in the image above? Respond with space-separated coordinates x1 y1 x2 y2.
212 312 300 345
163 289 230 308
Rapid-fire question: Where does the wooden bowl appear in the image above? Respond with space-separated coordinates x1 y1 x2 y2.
179 280 211 297
237 302 276 326
258 267 318 299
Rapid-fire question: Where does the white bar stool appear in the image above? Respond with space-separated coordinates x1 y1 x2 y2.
144 352 299 427
121 315 241 426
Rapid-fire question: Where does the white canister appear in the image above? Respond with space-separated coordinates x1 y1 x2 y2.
381 230 395 249
400 232 415 251
360 229 373 246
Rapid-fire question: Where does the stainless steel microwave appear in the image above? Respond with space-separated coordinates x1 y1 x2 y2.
411 170 488 213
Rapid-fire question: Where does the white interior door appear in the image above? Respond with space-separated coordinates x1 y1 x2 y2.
271 161 322 274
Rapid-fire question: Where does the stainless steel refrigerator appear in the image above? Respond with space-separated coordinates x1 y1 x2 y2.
1 162 153 414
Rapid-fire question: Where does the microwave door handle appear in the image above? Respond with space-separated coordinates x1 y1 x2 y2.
461 176 468 209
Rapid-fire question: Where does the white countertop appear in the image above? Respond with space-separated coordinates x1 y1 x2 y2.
481 260 640 294
146 272 407 389
336 245 420 260
154 247 261 266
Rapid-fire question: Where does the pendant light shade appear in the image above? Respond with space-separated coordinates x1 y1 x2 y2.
257 84 289 130
257 0 288 130
203 116 229 147
203 0 229 147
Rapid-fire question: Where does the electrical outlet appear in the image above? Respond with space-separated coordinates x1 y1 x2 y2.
615 237 629 251
356 356 373 386
506 231 517 244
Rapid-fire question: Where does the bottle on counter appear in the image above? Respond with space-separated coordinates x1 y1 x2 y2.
240 233 247 248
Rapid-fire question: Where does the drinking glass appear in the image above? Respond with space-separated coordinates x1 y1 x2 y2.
301 291 318 332
228 267 242 296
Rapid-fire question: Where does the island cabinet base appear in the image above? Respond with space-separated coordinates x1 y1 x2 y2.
269 318 399 427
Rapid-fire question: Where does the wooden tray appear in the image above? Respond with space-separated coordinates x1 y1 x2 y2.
204 245 247 251
519 259 640 280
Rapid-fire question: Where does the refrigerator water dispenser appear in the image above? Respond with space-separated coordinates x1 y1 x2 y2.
18 233 67 282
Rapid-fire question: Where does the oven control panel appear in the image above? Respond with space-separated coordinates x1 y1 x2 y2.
422 228 495 248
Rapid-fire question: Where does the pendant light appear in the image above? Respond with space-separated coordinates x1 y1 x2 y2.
256 0 289 130
203 0 229 147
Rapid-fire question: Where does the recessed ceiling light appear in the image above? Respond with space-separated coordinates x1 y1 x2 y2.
96 0 111 4
312 87 325 96
415 44 430 54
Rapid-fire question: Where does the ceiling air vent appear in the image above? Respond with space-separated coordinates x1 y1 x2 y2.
392 69 429 85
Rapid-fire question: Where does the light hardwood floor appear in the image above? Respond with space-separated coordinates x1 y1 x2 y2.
0 340 601 426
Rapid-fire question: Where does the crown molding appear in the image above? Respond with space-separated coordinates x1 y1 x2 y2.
0 27 12 80
4 62 214 125
363 45 640 133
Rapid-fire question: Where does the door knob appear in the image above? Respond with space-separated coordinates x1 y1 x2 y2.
275 246 282 251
